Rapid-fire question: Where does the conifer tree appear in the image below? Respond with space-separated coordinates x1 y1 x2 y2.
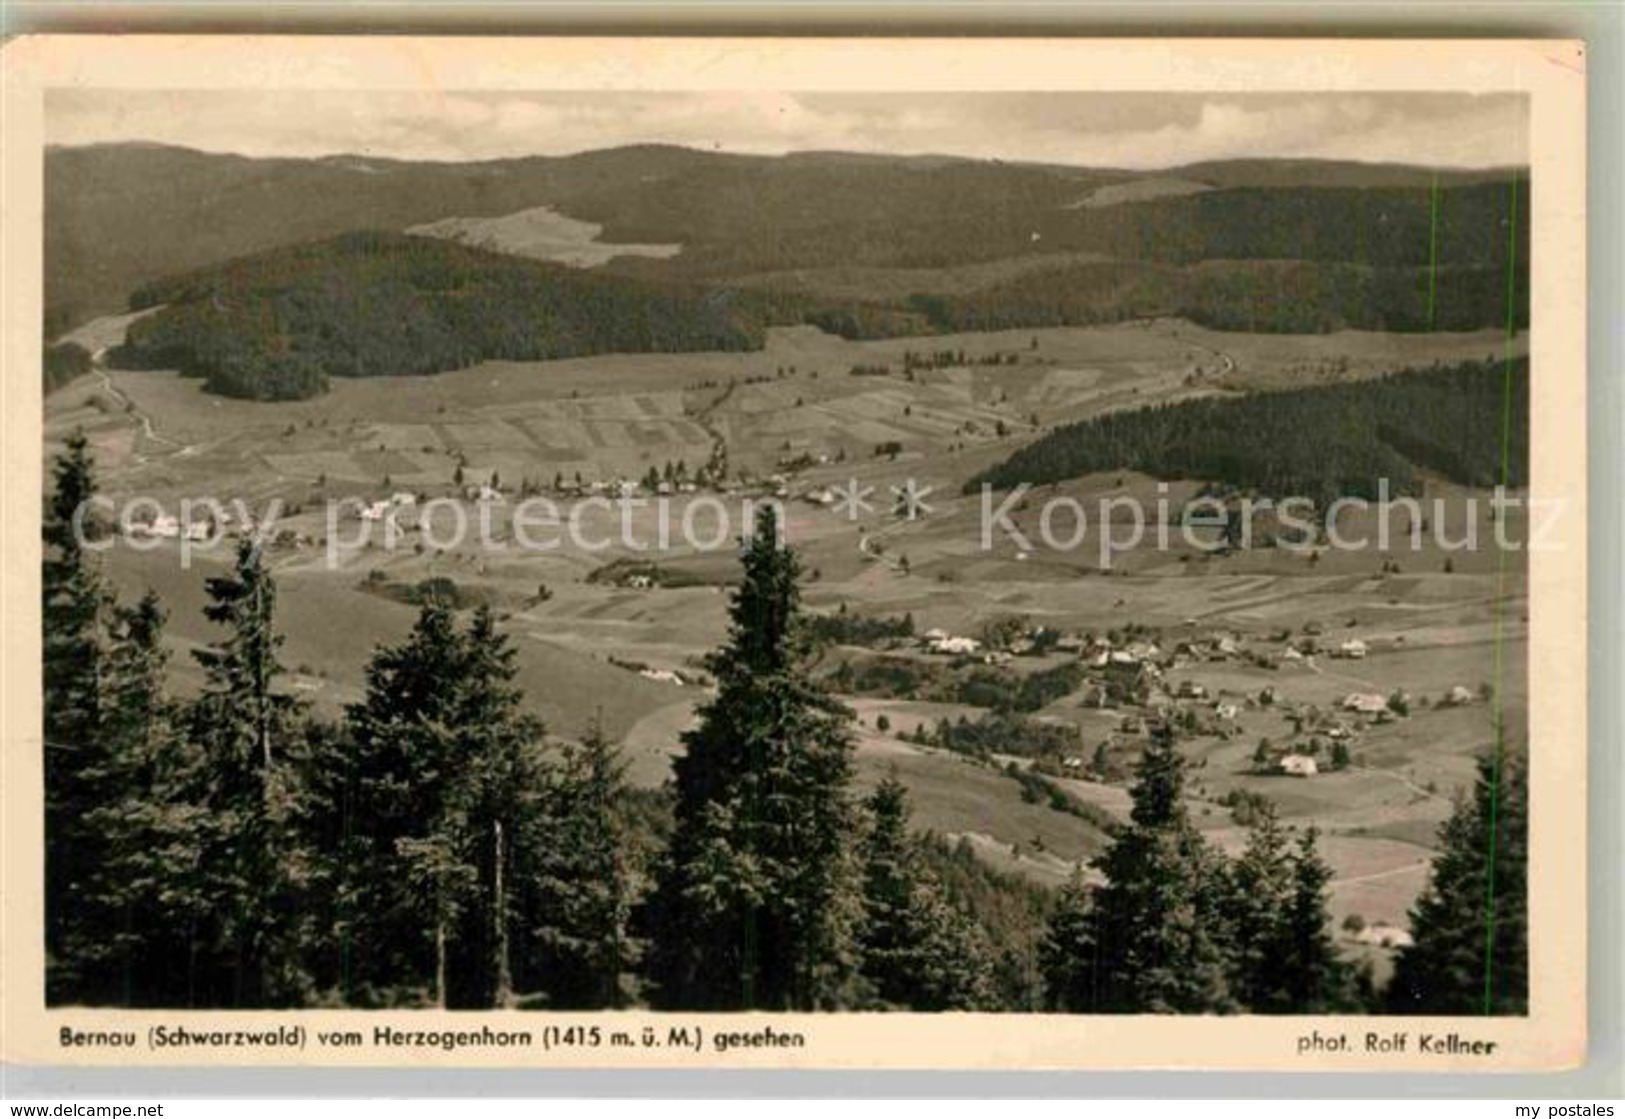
342 595 469 1004
73 593 212 1006
1037 865 1096 1012
1081 723 1234 1012
642 507 860 1010
522 718 637 1008
189 539 309 1006
1223 799 1293 1010
1278 826 1354 1012
1387 750 1527 1014
448 606 547 1008
42 431 110 994
343 599 546 1008
856 777 993 1010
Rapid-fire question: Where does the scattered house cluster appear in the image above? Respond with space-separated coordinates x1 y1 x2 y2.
921 628 982 656
128 513 215 541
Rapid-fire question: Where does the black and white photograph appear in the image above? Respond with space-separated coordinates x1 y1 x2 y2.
3 34 1594 1078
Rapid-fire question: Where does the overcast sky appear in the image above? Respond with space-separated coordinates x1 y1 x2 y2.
47 90 1527 169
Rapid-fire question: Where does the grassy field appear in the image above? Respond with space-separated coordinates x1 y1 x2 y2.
408 204 681 267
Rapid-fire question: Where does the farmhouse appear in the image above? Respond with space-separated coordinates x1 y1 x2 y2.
390 492 417 507
1355 923 1415 949
639 668 684 686
928 635 982 656
140 514 181 539
359 500 391 522
1343 692 1389 715
1278 754 1319 777
1337 638 1369 660
1445 684 1476 706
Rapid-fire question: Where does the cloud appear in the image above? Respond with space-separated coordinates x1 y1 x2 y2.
46 90 1527 169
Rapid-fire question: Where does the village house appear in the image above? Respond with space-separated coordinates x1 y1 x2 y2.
1355 923 1415 950
1278 754 1319 778
1337 638 1369 660
1343 692 1389 716
359 500 391 522
928 634 982 656
136 514 181 539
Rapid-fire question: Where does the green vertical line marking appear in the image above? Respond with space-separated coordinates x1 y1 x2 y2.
1483 168 1520 1015
1428 171 1442 330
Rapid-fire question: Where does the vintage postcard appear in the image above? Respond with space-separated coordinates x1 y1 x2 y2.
0 35 1587 1071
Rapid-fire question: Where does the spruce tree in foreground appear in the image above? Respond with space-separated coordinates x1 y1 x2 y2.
1223 800 1294 1011
190 539 310 1007
1277 826 1355 1012
642 507 860 1009
1038 865 1096 1012
1387 750 1528 1015
522 718 637 1008
343 599 547 1008
70 593 209 1006
1078 723 1234 1013
42 431 110 996
342 594 468 1003
856 777 994 1010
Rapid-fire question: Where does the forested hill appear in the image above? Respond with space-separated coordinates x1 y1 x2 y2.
46 142 1527 337
892 258 1525 337
112 232 766 401
967 358 1529 505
